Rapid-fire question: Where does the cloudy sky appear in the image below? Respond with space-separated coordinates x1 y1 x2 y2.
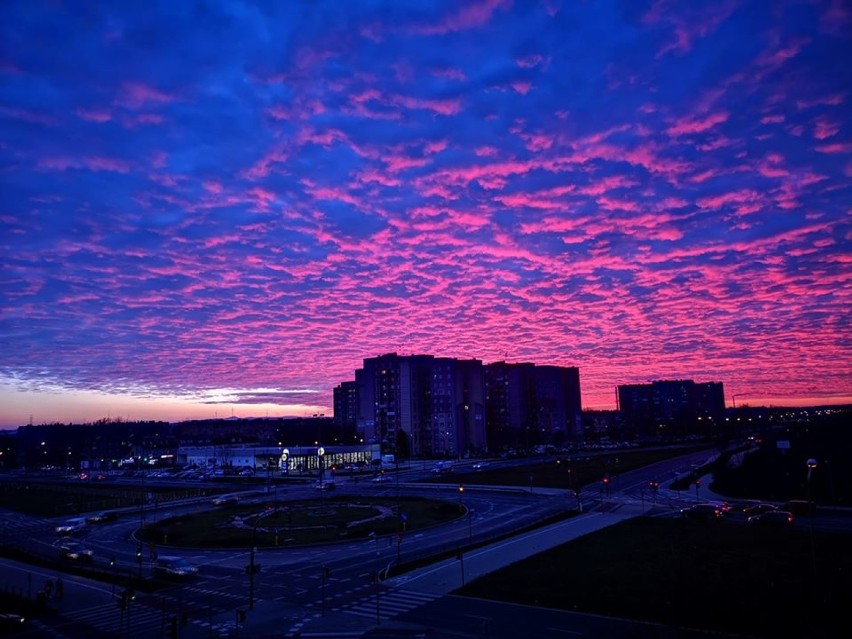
1 0 850 427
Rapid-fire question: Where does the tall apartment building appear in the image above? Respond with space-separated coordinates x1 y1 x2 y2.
333 381 357 432
353 353 486 458
350 354 582 457
617 379 725 440
484 362 582 450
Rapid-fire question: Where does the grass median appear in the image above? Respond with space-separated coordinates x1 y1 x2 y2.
138 496 461 548
455 516 849 638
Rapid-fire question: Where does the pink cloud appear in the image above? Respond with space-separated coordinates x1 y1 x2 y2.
820 0 852 34
383 155 430 173
150 152 168 169
796 92 845 110
85 157 131 173
394 95 462 115
522 133 552 152
645 0 738 58
475 146 498 157
667 111 728 137
424 139 448 154
76 108 112 122
203 181 223 194
516 54 549 69
511 80 532 95
430 67 467 82
813 117 840 140
38 156 131 173
696 189 762 211
410 0 510 35
115 82 176 109
815 142 852 154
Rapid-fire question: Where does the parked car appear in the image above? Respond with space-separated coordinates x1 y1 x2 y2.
0 612 26 631
742 503 778 517
87 511 118 524
152 556 198 579
679 504 723 520
54 540 94 561
54 517 88 535
748 510 794 527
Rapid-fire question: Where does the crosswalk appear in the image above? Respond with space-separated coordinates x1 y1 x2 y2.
60 602 165 638
334 587 440 621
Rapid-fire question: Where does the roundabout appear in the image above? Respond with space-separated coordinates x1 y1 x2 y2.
137 495 464 548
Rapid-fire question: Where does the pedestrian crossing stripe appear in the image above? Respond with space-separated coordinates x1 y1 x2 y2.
336 588 440 620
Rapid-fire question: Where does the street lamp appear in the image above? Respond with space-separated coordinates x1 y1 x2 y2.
318 447 325 514
248 509 273 610
806 458 818 580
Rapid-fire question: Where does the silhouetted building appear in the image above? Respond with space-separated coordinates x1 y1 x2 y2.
484 361 582 451
354 353 487 458
617 380 725 440
333 381 357 432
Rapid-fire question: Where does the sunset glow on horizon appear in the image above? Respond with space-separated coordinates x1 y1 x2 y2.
1 1 850 429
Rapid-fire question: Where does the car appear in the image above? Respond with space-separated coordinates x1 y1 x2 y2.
679 504 723 520
0 612 26 631
212 496 239 506
55 540 94 561
87 511 118 524
472 462 489 470
54 517 88 535
371 474 392 483
748 510 794 527
742 503 778 517
239 468 254 477
152 556 198 579
315 481 336 491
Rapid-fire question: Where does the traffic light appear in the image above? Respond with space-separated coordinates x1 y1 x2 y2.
237 609 247 624
602 476 609 484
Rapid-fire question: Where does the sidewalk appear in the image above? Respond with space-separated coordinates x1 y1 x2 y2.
284 504 643 637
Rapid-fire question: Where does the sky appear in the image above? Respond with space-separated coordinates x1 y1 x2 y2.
1 0 851 429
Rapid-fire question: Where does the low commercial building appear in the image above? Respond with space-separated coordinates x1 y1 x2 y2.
177 443 381 473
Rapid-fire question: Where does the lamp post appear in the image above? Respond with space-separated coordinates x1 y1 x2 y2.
317 447 325 514
248 509 272 610
806 458 818 580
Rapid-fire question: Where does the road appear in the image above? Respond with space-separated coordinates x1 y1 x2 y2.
2 446 850 638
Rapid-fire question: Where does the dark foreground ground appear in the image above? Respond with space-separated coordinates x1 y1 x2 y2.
456 516 848 639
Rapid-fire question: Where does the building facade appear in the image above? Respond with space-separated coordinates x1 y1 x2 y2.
484 362 582 451
617 379 725 440
354 353 487 458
